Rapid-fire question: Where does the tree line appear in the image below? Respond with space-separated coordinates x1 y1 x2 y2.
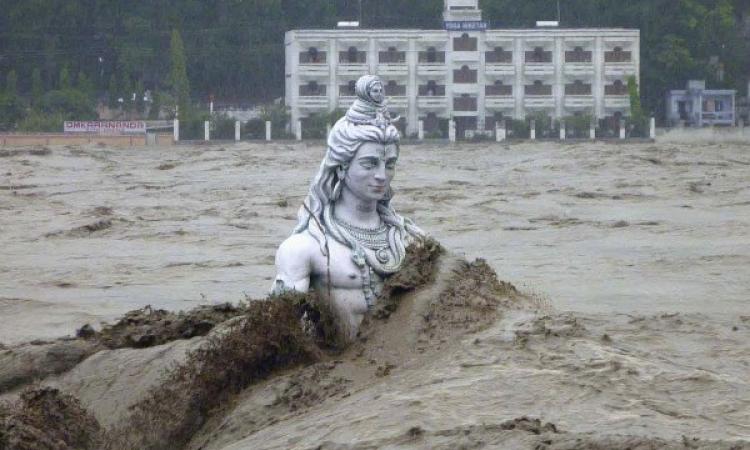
0 0 747 130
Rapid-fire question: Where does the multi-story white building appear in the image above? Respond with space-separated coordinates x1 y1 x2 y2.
285 0 639 138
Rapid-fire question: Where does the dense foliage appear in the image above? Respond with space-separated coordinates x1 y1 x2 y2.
0 0 747 124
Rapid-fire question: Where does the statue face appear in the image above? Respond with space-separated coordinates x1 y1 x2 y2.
368 82 384 103
343 141 398 202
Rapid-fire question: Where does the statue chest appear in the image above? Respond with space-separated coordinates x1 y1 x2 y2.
310 238 388 290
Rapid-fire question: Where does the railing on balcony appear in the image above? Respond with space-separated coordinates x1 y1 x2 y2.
418 85 446 96
485 84 513 96
453 66 477 83
299 51 327 64
299 84 327 96
339 51 367 64
385 84 406 96
565 82 592 95
418 51 446 63
453 34 478 51
605 83 628 95
524 83 552 96
379 50 406 63
453 96 477 111
525 50 552 63
485 48 512 63
565 49 592 63
605 49 632 63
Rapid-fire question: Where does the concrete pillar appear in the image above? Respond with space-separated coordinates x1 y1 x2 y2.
449 119 456 142
407 39 418 136
496 122 506 142
619 119 625 139
235 121 241 141
530 119 536 140
204 121 210 141
590 121 596 140
649 117 656 139
173 119 179 142
559 120 565 140
265 121 272 141
295 120 302 140
209 101 214 114
418 120 424 140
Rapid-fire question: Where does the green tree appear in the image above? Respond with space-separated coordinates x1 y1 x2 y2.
108 74 118 108
31 69 44 106
6 70 18 96
168 29 190 118
59 67 71 90
77 71 95 99
135 79 145 113
627 75 647 135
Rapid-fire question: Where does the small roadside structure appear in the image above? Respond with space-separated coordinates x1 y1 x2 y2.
665 80 736 127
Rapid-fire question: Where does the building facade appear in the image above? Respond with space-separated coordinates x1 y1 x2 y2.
285 0 640 137
665 80 736 127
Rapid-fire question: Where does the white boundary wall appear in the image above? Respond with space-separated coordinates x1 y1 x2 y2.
657 127 750 143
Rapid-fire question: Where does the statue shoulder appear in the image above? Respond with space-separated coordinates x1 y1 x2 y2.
276 231 319 264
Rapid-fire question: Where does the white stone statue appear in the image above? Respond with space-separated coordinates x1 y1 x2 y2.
273 75 423 340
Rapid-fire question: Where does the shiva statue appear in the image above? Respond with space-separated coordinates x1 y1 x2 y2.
272 75 424 340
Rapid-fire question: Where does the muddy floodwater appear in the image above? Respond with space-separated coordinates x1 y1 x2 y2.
1 141 748 343
2 140 750 449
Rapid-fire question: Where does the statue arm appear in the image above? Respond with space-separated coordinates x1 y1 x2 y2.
271 233 313 295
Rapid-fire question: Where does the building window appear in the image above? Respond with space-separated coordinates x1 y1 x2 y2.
379 46 406 63
427 47 437 62
340 46 366 63
565 46 592 63
605 46 632 63
300 81 326 96
339 80 357 96
486 46 512 63
299 46 326 64
454 65 477 83
565 80 592 95
525 80 552 96
418 46 445 63
453 94 477 111
485 80 512 96
605 79 628 95
453 33 478 51
715 100 724 111
418 80 445 96
525 46 552 63
385 80 406 96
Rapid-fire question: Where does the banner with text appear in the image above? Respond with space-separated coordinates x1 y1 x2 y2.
64 121 147 135
444 21 488 31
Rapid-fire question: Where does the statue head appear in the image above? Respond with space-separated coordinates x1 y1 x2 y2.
356 75 384 105
293 75 414 251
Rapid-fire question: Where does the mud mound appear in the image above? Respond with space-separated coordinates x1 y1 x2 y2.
422 258 520 338
105 294 319 450
83 303 246 349
313 417 749 450
372 237 443 320
0 387 103 450
0 339 99 394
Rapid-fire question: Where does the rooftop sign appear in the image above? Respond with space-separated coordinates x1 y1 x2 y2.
444 21 488 31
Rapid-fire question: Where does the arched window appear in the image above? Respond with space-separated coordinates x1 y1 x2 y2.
427 46 437 63
308 47 319 62
347 46 358 63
